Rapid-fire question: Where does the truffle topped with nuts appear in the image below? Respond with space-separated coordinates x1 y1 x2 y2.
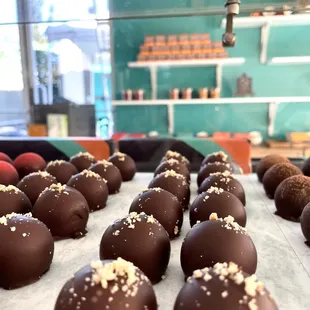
70 152 97 172
161 150 190 169
54 258 158 310
46 160 78 184
201 151 231 167
154 158 190 182
108 152 136 182
174 262 278 310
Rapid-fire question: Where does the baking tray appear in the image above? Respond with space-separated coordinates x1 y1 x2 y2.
1 174 310 310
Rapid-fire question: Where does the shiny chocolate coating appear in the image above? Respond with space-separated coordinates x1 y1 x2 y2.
154 158 190 182
70 152 97 172
13 152 47 178
197 162 232 187
46 160 78 184
108 152 136 182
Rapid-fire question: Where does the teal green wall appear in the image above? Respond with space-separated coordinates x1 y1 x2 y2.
112 1 310 139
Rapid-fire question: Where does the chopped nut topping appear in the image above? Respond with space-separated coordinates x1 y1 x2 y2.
97 160 113 168
206 187 224 195
80 170 102 180
27 171 53 179
46 160 66 167
73 152 95 160
163 170 186 180
209 213 218 221
0 184 20 194
0 212 33 226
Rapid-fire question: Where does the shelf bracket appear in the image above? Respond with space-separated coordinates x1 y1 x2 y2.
268 101 280 136
150 66 157 100
260 23 270 64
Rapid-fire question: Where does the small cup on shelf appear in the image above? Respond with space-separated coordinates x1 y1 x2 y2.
199 88 209 99
170 88 180 100
123 89 133 101
133 89 144 101
210 87 220 98
182 88 193 100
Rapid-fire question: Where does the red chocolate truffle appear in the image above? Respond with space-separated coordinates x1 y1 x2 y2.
201 151 230 167
129 188 183 239
161 150 190 170
70 152 97 172
0 185 31 217
149 170 190 210
89 160 122 194
180 213 257 278
174 262 278 310
274 175 310 220
17 171 57 205
100 212 171 284
33 184 90 239
45 160 78 184
67 170 108 212
256 154 289 183
302 157 310 177
197 162 232 187
154 158 190 182
262 162 302 199
0 152 13 163
301 203 310 245
0 161 19 186
198 171 246 205
0 213 54 289
13 152 46 178
190 187 246 227
108 152 136 182
54 258 158 310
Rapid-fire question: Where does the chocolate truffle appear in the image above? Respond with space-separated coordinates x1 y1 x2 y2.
0 185 31 217
0 152 13 163
262 162 302 199
67 170 108 212
256 154 289 183
17 171 57 205
190 187 246 227
55 258 157 310
0 161 19 186
0 213 54 289
274 175 310 220
46 160 78 184
198 171 246 205
161 150 190 170
100 212 171 284
201 151 230 167
33 184 89 239
154 158 190 182
149 170 190 210
70 152 97 172
108 152 136 182
129 188 184 239
197 162 232 187
174 262 278 310
13 152 46 178
301 203 310 245
180 213 257 278
302 157 310 177
89 160 122 194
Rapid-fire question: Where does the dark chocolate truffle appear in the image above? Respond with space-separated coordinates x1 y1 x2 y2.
100 212 171 284
70 152 97 172
89 160 122 194
197 162 232 187
129 188 183 239
55 258 158 310
0 161 19 186
181 213 257 278
108 152 136 182
201 151 230 167
67 170 108 212
302 157 310 177
33 184 89 239
149 170 190 210
190 187 246 227
262 162 302 199
46 160 78 184
0 213 54 289
174 262 278 310
0 185 31 217
256 154 289 183
13 152 47 178
154 158 190 182
198 171 246 205
17 171 57 205
274 175 310 220
0 152 13 163
301 203 310 245
161 150 190 170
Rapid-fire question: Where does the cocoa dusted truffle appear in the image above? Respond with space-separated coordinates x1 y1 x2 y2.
262 162 302 199
0 161 19 186
181 213 257 278
198 171 246 205
45 160 78 184
301 203 310 246
17 171 57 205
0 213 54 289
161 150 190 170
108 152 136 182
201 151 230 167
174 262 278 310
190 187 246 227
197 162 232 187
33 184 89 239
302 157 310 177
70 152 97 172
154 158 190 182
0 152 13 163
13 152 47 178
89 160 122 194
67 170 108 212
0 185 31 217
274 175 310 220
149 170 190 210
129 188 183 239
100 212 171 284
54 258 158 310
256 154 289 183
